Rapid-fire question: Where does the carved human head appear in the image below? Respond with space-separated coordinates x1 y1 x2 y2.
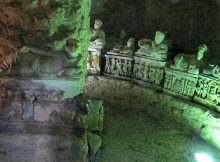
155 31 166 45
127 38 135 48
120 29 127 40
197 44 208 61
66 39 78 52
94 19 103 30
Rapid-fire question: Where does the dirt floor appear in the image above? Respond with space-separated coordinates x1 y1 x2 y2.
0 134 75 162
95 102 220 162
0 127 87 162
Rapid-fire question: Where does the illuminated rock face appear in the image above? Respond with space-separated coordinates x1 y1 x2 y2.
0 0 91 86
0 2 93 160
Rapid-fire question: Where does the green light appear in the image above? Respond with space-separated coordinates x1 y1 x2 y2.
195 153 213 162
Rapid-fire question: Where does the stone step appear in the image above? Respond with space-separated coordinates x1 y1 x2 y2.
0 120 82 135
0 78 82 102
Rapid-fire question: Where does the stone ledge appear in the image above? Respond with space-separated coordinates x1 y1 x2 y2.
0 77 81 102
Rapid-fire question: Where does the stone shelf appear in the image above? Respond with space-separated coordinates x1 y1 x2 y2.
0 77 82 103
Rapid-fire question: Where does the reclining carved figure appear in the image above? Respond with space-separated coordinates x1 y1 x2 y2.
170 44 208 74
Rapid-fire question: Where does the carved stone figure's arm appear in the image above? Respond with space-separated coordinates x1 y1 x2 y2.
120 46 132 53
92 30 106 45
212 66 220 79
20 46 55 57
99 30 106 43
151 43 168 54
157 44 168 53
151 42 156 48
174 55 183 68
91 29 98 41
189 65 196 70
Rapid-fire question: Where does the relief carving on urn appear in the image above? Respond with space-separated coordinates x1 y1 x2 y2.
163 68 198 100
104 37 134 79
104 55 133 79
132 56 166 90
194 75 220 111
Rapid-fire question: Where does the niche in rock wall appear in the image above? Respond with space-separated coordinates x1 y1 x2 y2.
0 0 91 106
0 0 91 80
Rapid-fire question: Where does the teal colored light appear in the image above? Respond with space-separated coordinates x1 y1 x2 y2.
195 153 213 162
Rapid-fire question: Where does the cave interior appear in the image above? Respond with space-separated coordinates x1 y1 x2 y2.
0 0 220 162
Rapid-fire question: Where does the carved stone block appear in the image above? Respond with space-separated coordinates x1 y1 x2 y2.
194 75 220 112
132 56 166 90
135 50 167 62
104 52 133 80
163 68 198 100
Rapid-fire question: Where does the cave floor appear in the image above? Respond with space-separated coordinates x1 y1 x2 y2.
0 99 219 162
0 133 74 162
0 123 87 162
95 102 220 162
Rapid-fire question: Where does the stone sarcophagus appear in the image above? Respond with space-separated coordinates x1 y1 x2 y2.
104 52 133 80
132 31 169 90
163 68 198 100
132 56 166 90
163 45 208 100
194 75 220 112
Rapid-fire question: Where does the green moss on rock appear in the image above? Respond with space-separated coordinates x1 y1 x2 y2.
0 0 91 90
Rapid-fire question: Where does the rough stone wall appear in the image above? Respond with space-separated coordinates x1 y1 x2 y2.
91 0 220 59
84 76 220 151
0 90 103 161
0 0 91 88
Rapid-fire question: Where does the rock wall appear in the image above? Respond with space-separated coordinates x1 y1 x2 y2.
0 92 104 161
84 76 220 151
0 0 91 88
91 0 220 59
